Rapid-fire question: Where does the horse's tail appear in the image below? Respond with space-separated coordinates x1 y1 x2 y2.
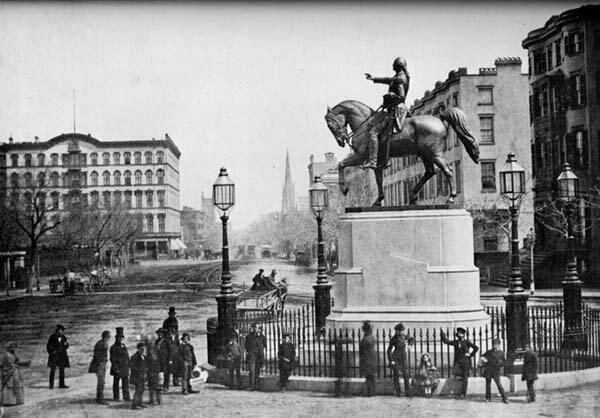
439 108 479 163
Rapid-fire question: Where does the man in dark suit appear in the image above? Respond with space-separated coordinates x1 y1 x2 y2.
359 321 377 397
386 322 413 397
46 324 70 389
441 327 478 398
522 342 538 402
155 328 171 391
130 342 146 410
482 338 509 403
244 323 261 390
92 330 111 404
109 327 130 401
178 333 198 394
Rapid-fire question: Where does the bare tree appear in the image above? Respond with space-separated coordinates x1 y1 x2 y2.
2 170 61 293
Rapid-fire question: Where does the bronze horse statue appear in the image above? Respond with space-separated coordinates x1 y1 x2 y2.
325 100 480 206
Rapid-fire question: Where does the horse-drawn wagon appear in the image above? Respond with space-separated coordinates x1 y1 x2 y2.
236 280 288 322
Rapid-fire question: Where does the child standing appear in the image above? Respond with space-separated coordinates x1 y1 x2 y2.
482 338 508 403
225 334 242 389
522 342 538 402
129 342 146 410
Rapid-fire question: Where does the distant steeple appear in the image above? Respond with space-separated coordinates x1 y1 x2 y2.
281 151 296 213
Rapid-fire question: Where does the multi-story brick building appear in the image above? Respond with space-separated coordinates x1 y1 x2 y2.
382 58 532 281
522 4 600 286
0 132 182 260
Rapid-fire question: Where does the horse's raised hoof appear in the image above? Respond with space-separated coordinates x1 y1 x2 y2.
446 195 456 204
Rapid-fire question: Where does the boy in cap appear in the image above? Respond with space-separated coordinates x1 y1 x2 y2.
130 342 146 409
46 324 70 389
109 327 130 401
522 342 538 402
482 338 508 403
178 333 198 394
387 322 413 397
277 332 296 392
441 326 478 398
225 333 242 389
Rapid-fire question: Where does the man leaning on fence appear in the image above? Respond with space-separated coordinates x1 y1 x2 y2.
387 322 413 397
440 327 478 398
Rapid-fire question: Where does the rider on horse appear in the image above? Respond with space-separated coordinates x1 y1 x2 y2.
364 56 410 169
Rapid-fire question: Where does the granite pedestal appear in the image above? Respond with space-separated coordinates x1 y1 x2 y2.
327 206 490 331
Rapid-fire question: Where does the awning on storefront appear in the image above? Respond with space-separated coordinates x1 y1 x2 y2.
169 239 188 251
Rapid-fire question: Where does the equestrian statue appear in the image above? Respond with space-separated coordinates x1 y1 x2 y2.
325 56 479 207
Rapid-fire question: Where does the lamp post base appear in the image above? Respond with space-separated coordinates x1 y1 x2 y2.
216 293 238 346
562 278 586 350
313 284 332 333
504 293 529 374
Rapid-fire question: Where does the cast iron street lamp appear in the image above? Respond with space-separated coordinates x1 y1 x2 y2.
557 163 583 347
213 167 237 346
499 153 529 370
309 176 331 332
526 228 535 295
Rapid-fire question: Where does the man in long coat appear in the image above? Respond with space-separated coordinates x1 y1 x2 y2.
155 328 171 390
522 342 538 402
46 324 70 389
244 324 262 390
386 323 413 397
129 343 146 410
277 332 296 392
441 327 478 398
359 321 377 397
91 330 111 404
109 327 130 401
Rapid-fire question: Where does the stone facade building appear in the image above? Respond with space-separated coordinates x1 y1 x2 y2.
382 58 533 281
522 4 600 286
0 132 182 260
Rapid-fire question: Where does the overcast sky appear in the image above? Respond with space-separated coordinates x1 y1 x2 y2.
0 1 591 228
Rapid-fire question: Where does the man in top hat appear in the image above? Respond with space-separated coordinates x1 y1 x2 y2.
162 307 179 335
441 327 478 398
482 338 508 403
46 324 70 389
155 328 171 391
277 332 296 392
129 342 146 410
178 333 198 394
109 327 130 401
386 322 414 397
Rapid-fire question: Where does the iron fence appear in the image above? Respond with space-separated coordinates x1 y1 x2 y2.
233 301 600 378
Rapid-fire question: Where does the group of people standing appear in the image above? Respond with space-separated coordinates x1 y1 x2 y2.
88 306 198 410
359 321 539 402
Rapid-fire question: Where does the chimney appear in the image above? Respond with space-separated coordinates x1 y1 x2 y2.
34 136 39 143
8 137 13 144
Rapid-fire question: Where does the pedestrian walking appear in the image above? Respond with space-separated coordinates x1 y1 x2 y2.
359 321 377 397
277 332 296 392
441 327 478 398
178 333 198 394
244 323 262 390
386 322 413 397
155 328 171 391
1 342 31 407
109 327 130 402
145 334 162 405
46 324 70 389
522 342 538 403
90 330 111 405
130 342 147 410
481 338 508 403
225 334 242 389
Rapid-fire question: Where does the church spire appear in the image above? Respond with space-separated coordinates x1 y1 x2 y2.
281 151 296 213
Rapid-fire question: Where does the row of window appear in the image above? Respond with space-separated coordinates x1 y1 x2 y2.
532 129 590 178
530 74 587 120
530 30 584 76
6 190 166 210
384 160 463 205
0 150 165 168
3 169 165 188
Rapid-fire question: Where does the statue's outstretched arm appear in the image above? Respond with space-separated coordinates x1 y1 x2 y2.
371 77 392 84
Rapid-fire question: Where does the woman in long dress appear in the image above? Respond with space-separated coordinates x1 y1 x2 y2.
1 341 30 406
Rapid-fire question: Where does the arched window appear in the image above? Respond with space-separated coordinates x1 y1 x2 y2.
146 214 154 233
113 152 121 165
134 152 141 164
124 170 132 186
145 151 153 164
10 173 19 188
113 191 122 207
103 171 111 186
90 191 99 206
51 172 59 187
24 173 32 188
135 190 143 208
37 154 45 166
114 170 121 185
37 172 45 187
156 169 164 184
146 190 153 207
103 191 111 208
24 154 32 167
158 213 165 233
145 170 152 184
37 192 46 210
10 154 18 167
51 153 59 166
90 153 98 165
124 152 131 164
91 171 98 186
156 151 164 164
124 191 132 208
134 170 142 185
51 192 60 209
102 152 110 165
